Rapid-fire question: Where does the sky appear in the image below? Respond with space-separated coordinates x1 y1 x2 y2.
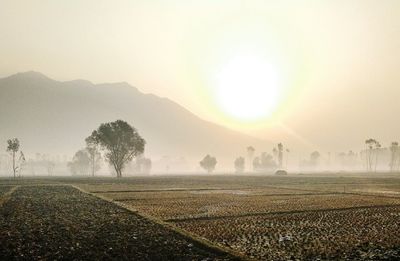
1 0 400 154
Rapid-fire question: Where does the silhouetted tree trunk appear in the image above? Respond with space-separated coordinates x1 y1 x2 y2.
12 151 16 178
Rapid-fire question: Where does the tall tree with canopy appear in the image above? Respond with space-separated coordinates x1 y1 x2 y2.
87 120 145 178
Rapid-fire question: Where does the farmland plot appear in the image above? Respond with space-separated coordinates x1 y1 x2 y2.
175 206 400 260
3 175 400 260
75 175 400 260
0 185 237 260
103 191 400 220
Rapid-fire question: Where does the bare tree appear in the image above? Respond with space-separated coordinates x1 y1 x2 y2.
6 138 20 178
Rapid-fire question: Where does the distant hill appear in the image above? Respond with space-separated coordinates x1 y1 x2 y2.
0 71 269 168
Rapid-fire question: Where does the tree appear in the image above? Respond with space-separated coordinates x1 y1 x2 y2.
260 152 277 171
86 120 145 178
252 152 277 172
17 152 26 177
310 151 321 167
272 147 278 162
67 149 90 176
234 157 245 173
277 143 284 168
253 157 261 171
85 137 102 177
199 155 217 173
390 142 399 172
47 161 56 176
374 141 381 172
246 146 255 172
365 138 377 172
133 155 152 175
285 148 290 169
140 157 152 174
6 138 20 178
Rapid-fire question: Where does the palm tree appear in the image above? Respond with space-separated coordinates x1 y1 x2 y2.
365 138 377 172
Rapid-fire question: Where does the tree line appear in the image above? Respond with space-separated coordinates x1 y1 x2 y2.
4 122 400 177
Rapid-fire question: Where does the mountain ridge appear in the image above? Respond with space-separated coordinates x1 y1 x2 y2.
0 71 270 168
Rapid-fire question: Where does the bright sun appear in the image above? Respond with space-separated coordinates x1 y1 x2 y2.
215 54 281 122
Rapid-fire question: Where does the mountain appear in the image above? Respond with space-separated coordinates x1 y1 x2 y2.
0 71 269 169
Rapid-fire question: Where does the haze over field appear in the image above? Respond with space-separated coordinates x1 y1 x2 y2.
2 2 400 260
1 1 400 173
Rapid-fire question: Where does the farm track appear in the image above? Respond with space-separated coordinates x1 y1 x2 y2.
0 185 241 260
0 186 18 207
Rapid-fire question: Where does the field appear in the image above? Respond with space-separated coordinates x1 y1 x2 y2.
0 184 236 260
1 173 400 260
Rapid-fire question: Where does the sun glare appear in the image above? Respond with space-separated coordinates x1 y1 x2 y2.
215 54 281 122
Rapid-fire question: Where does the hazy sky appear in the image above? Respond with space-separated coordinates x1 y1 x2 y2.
1 0 400 153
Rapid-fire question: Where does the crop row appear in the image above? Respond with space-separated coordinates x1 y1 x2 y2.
175 206 400 260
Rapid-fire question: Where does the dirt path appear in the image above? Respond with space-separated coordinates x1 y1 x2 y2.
0 186 18 207
0 185 239 260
